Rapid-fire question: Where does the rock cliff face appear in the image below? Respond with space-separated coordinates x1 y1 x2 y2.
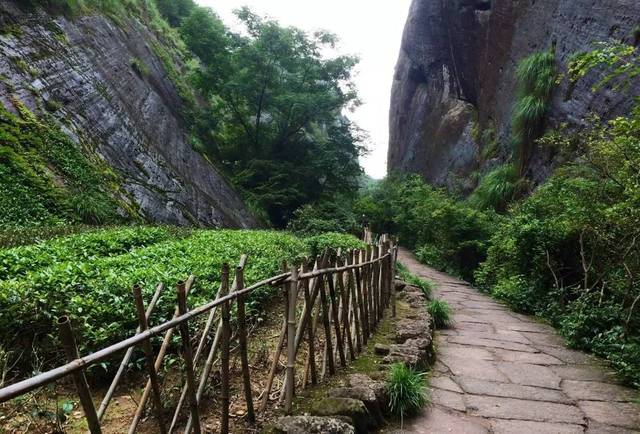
0 2 256 228
389 0 640 189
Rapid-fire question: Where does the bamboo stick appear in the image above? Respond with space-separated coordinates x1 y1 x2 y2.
284 265 298 413
371 247 379 327
132 285 167 434
348 252 362 353
336 260 355 361
176 282 201 434
259 261 289 412
129 276 195 434
236 266 255 423
98 282 163 421
302 300 321 389
220 264 231 434
318 275 335 376
302 262 317 385
326 270 346 368
57 316 102 434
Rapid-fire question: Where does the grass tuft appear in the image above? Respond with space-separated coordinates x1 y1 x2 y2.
386 362 429 427
397 262 434 298
427 299 453 329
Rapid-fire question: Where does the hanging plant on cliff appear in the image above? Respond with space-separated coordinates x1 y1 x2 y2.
511 49 557 174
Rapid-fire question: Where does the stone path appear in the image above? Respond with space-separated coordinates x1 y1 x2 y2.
397 248 640 434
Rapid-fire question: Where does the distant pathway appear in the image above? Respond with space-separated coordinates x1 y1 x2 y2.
397 248 640 434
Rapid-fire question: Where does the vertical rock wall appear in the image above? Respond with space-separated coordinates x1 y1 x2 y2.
389 0 640 188
0 2 257 228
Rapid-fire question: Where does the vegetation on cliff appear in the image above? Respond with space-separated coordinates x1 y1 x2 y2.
360 43 640 387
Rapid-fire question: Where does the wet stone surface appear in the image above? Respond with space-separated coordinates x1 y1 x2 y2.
396 248 640 433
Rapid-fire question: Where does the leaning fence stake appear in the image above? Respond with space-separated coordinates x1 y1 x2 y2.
58 316 102 434
220 264 231 434
236 266 256 423
132 285 167 434
98 282 163 422
177 281 201 434
285 264 299 414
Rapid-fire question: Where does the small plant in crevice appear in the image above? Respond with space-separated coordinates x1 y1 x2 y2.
386 362 429 428
512 49 557 174
468 164 527 213
396 262 434 299
428 299 453 329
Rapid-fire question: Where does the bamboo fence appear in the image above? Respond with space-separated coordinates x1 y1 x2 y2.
0 231 397 433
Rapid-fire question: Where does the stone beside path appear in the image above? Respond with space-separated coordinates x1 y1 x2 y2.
397 248 640 434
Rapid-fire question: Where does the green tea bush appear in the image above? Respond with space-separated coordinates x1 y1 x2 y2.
0 229 367 376
303 232 366 258
386 363 428 426
427 299 453 329
0 226 173 279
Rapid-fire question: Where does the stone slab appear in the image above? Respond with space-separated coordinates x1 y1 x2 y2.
465 395 585 424
456 377 573 404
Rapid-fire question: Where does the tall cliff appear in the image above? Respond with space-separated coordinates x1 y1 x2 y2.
0 2 256 228
389 0 640 189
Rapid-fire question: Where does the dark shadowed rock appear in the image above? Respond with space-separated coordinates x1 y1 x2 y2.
330 386 385 428
311 397 370 434
264 416 355 434
374 343 390 355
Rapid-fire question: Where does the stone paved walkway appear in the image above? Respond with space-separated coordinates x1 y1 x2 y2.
397 248 640 434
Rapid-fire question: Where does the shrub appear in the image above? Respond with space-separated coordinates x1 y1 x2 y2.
0 229 363 377
386 363 429 426
303 232 366 258
427 299 453 329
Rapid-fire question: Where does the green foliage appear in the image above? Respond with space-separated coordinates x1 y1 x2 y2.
0 228 358 376
427 299 453 329
396 262 433 299
358 174 497 280
303 232 366 258
512 50 557 173
468 164 525 213
0 103 124 230
386 363 428 426
287 197 361 236
475 102 640 386
0 226 173 280
179 8 364 227
569 42 639 91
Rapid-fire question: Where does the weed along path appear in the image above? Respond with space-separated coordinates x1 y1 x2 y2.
396 248 640 434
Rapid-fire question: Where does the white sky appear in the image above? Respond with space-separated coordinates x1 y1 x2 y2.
196 0 411 179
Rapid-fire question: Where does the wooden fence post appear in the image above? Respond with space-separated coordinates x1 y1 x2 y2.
176 282 202 434
57 316 102 434
302 260 317 385
285 265 299 413
236 265 256 423
349 251 362 353
220 264 231 434
98 282 163 422
260 261 289 412
319 270 335 376
132 285 167 434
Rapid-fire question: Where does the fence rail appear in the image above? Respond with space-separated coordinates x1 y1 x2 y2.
0 231 397 433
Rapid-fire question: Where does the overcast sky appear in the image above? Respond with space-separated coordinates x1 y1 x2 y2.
196 0 412 179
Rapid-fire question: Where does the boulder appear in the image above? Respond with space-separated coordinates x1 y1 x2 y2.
311 397 370 434
347 374 387 403
264 416 354 434
384 337 434 370
395 318 430 342
330 386 385 428
394 279 407 291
